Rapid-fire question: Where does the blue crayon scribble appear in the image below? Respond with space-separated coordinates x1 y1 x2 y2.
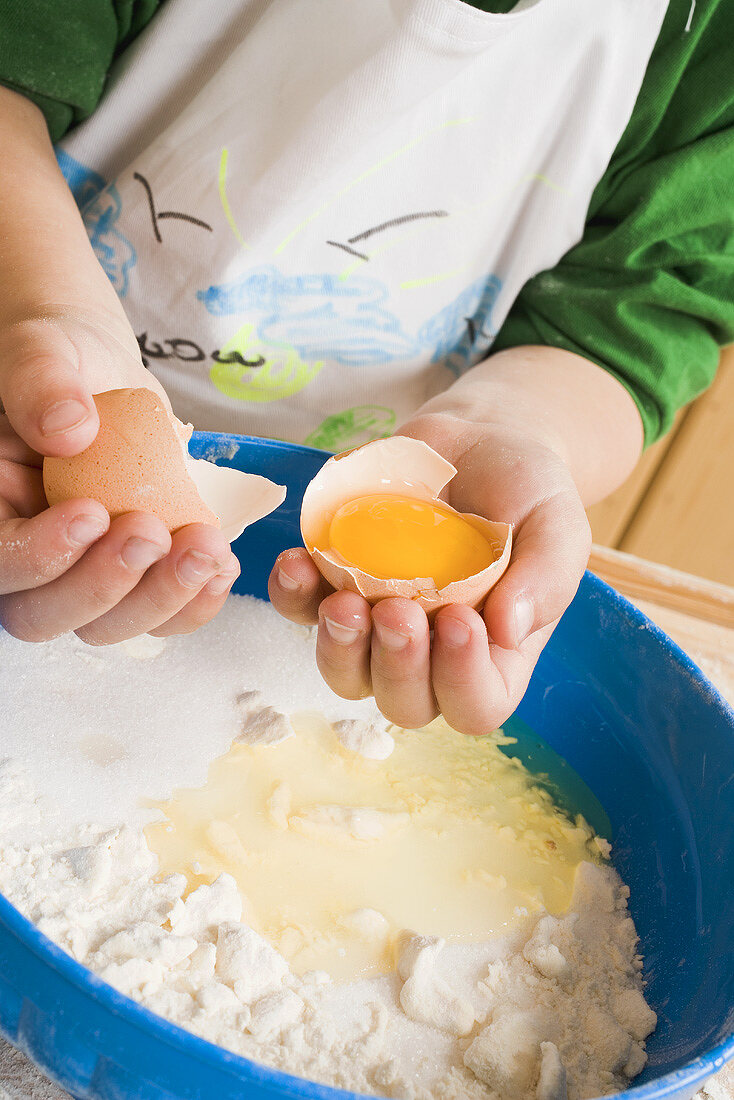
55 149 106 208
83 187 137 297
198 266 503 371
197 268 420 367
419 275 502 376
54 149 137 298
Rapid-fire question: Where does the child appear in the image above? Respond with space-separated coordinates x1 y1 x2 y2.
0 0 731 734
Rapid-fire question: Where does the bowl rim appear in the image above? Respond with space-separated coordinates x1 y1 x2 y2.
1 432 733 1098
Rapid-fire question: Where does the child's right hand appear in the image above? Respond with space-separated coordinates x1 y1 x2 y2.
0 310 240 644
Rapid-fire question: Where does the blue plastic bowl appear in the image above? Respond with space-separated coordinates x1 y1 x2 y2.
0 433 732 1100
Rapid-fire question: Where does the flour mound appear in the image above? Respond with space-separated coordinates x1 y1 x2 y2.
464 863 656 1099
0 601 656 1100
333 717 395 760
0 771 655 1100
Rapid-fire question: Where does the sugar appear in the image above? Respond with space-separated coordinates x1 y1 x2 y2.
0 595 379 841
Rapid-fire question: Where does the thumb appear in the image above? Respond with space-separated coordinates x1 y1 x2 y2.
483 488 591 650
0 318 100 457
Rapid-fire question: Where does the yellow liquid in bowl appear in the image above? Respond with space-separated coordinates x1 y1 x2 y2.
146 716 603 981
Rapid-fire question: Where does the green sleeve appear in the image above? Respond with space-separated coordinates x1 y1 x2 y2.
492 0 734 445
0 1 160 141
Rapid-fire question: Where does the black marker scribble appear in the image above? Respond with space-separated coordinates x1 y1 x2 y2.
464 316 491 344
212 349 267 367
326 209 448 263
133 172 213 243
325 241 369 261
166 339 206 362
350 210 449 245
137 332 267 370
137 332 169 360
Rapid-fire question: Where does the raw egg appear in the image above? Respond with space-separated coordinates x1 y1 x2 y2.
43 387 286 542
300 437 512 614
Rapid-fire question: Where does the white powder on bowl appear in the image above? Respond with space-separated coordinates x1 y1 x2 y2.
0 597 378 841
0 596 657 1100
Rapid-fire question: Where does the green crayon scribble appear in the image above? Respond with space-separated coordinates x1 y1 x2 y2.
210 323 323 403
304 405 396 452
274 118 475 256
400 266 468 291
337 169 565 284
218 147 248 250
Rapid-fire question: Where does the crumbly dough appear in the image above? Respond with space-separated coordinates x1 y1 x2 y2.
0 745 656 1100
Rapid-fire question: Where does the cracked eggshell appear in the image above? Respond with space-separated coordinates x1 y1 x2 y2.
43 388 286 542
300 437 512 615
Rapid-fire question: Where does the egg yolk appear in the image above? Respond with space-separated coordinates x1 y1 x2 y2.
328 494 495 589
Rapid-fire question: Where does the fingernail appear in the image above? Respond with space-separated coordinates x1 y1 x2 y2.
67 514 108 547
374 621 411 651
439 616 471 648
121 537 167 571
513 595 534 646
176 550 220 588
206 569 239 596
40 399 90 437
277 565 301 592
322 615 361 646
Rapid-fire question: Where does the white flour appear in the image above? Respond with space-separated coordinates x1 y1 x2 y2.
0 598 657 1100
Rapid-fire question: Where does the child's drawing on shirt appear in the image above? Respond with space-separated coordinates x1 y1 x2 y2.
57 148 505 444
197 266 503 375
209 322 324 404
84 187 137 297
419 275 502 374
56 151 136 297
304 405 396 452
197 268 420 368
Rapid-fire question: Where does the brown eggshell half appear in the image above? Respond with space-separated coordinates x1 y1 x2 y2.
43 388 286 541
300 437 512 615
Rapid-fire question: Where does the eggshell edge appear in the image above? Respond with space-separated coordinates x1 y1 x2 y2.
185 456 286 542
44 387 287 544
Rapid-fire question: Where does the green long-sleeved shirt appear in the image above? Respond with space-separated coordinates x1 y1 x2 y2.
1 0 732 444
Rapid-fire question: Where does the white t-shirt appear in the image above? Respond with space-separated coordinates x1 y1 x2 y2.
59 0 668 449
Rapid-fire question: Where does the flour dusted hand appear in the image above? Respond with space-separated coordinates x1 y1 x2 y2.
270 347 643 735
0 87 240 644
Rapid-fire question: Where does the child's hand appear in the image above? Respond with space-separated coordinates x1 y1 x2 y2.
0 310 240 644
0 90 239 644
269 347 644 735
268 416 590 735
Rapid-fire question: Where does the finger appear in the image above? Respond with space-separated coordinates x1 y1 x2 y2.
0 414 41 466
268 548 333 625
482 623 556 728
0 500 110 594
76 523 231 645
0 319 100 457
431 605 499 736
0 412 46 516
315 590 372 700
0 513 171 642
0 459 47 517
370 598 437 729
484 489 590 650
434 608 554 735
149 553 241 636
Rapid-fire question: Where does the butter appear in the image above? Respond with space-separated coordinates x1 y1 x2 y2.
146 715 603 981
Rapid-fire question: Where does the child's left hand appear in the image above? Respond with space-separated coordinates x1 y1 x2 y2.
268 414 591 735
